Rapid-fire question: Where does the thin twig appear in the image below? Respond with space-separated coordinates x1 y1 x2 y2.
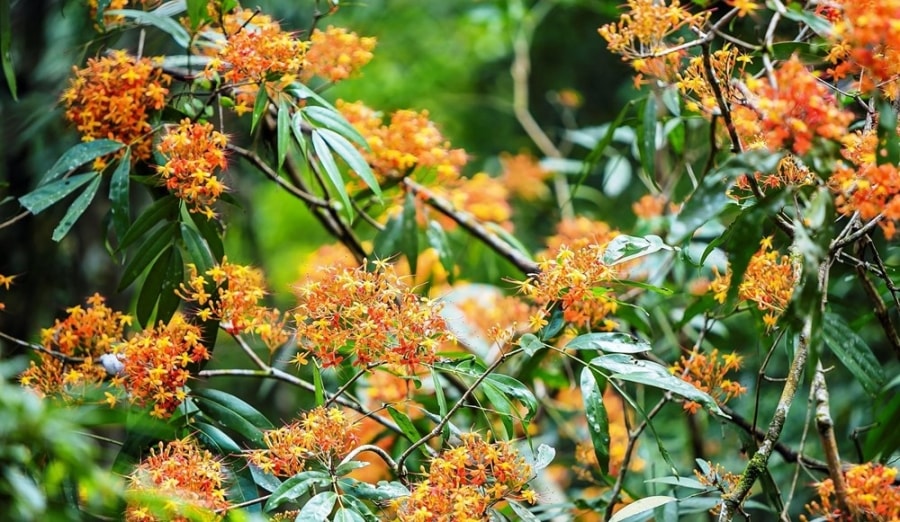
0 331 88 363
228 144 331 208
339 444 398 470
812 362 852 517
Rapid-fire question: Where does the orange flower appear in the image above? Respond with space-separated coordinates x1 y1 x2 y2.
540 217 618 259
806 463 900 521
677 46 752 114
671 349 746 414
293 262 451 372
156 119 228 219
60 50 171 166
827 0 900 100
599 0 711 58
301 26 376 84
632 194 666 219
395 432 536 521
438 172 514 231
499 152 552 201
732 154 814 199
0 273 14 312
113 314 209 419
247 407 360 477
126 437 229 522
20 293 131 398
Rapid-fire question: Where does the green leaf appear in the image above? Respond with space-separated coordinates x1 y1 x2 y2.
581 367 610 474
118 222 177 291
302 105 370 149
316 128 381 198
277 99 291 169
484 373 537 424
822 312 886 396
387 406 424 447
334 508 366 522
185 0 209 31
645 476 708 490
249 464 283 493
640 95 658 188
251 85 268 134
616 279 674 296
508 500 541 522
180 222 216 276
609 496 677 522
51 174 102 241
591 354 728 417
519 333 544 356
157 246 183 324
312 363 325 407
264 470 331 512
109 149 132 240
136 246 173 326
291 112 309 156
118 196 179 251
193 389 273 447
192 389 274 430
574 101 634 197
877 100 900 166
539 306 565 341
482 382 515 439
603 234 672 265
106 9 191 47
1 0 15 100
373 212 403 262
432 368 449 442
400 190 419 274
296 491 337 520
781 7 832 37
194 421 242 454
311 130 353 222
426 220 455 282
532 443 556 471
188 209 224 261
40 139 124 185
287 82 339 112
566 332 651 354
337 478 410 502
19 173 97 215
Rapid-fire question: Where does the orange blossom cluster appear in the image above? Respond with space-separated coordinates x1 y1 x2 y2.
337 99 468 183
156 119 229 219
60 50 170 166
0 273 14 311
395 432 536 521
20 293 131 398
438 172 514 231
247 407 360 477
598 0 710 58
292 262 452 372
676 46 752 115
805 463 900 521
112 314 209 419
126 437 229 522
830 128 900 239
710 237 797 330
179 257 288 351
827 0 900 100
540 217 619 259
300 26 377 84
670 348 746 414
632 194 667 220
499 152 552 201
732 154 815 199
732 56 853 155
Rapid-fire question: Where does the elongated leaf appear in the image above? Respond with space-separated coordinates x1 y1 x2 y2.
19 173 97 215
822 312 885 396
277 99 290 169
426 220 454 282
387 406 423 446
230 465 263 513
40 140 124 185
291 111 310 156
250 464 283 493
311 130 353 221
337 479 410 502
878 101 900 166
317 128 381 198
640 95 658 187
482 382 514 439
508 500 541 522
603 234 672 266
188 209 224 261
185 0 209 30
373 212 403 262
581 367 610 474
432 368 450 443
400 191 419 274
118 196 179 251
106 9 191 47
52 174 102 241
118 223 177 291
251 85 268 133
1 0 15 100
566 332 651 354
264 470 331 512
136 247 173 326
591 354 728 417
157 246 183 324
539 306 565 341
195 398 265 447
781 7 832 37
484 373 537 424
296 491 337 521
610 496 678 522
191 388 274 430
180 222 216 275
616 279 674 296
334 508 366 522
302 105 369 149
287 82 339 112
194 421 242 454
312 363 325 406
109 149 132 240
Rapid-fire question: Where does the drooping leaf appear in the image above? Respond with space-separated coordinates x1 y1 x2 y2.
118 222 177 291
426 220 455 282
106 9 191 47
822 312 886 396
312 363 325 407
39 140 124 185
337 478 410 502
566 332 651 354
302 105 370 149
539 306 565 341
400 190 419 274
639 95 658 189
316 127 381 198
118 196 179 251
1 0 15 100
482 382 515 439
311 130 353 222
251 85 269 134
277 99 291 169
387 406 424 447
603 234 672 266
180 222 216 276
188 209 224 261
580 367 610 474
156 246 183 324
136 246 173 326
51 174 102 241
508 500 541 522
519 333 544 356
192 389 273 447
249 464 283 493
109 148 132 240
609 496 678 522
483 373 537 424
185 0 209 30
877 100 900 166
194 421 242 454
19 173 98 215
781 6 833 37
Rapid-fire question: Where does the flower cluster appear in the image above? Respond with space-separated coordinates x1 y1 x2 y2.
499 152 552 201
670 348 746 414
60 50 170 166
695 461 740 515
439 173 513 231
732 56 853 155
20 294 131 398
204 9 308 115
732 154 815 199
827 0 900 100
179 258 288 351
805 463 900 521
300 26 376 84
112 314 209 419
598 0 710 58
539 217 618 260
710 237 798 330
293 262 451 372
126 437 229 522
518 244 620 331
0 273 14 311
247 407 359 477
632 194 667 220
676 46 752 114
156 119 229 219
338 100 468 183
395 432 536 521
830 128 900 238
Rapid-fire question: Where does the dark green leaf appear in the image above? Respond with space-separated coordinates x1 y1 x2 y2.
822 312 886 396
337 478 410 502
295 490 336 520
40 140 124 185
781 7 832 37
574 101 634 197
51 174 102 241
640 95 658 187
19 173 97 215
312 363 325 406
302 105 369 149
109 148 132 240
539 306 565 341
264 470 331 512
229 465 263 513
118 223 177 291
482 382 514 439
591 354 728 417
250 464 283 493
251 85 268 134
194 421 242 454
878 101 900 166
156 246 183 324
386 406 424 447
581 367 610 474
192 389 274 430
432 368 449 442
180 222 216 275
188 209 224 261
865 391 900 458
1 0 15 100
373 212 403 262
426 220 455 282
106 9 191 47
484 374 537 424
566 333 651 354
400 190 419 274
136 247 173 326
317 128 381 198
185 0 209 30
277 99 290 169
118 196 179 251
311 130 353 222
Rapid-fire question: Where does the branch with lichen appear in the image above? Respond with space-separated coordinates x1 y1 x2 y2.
812 361 853 518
